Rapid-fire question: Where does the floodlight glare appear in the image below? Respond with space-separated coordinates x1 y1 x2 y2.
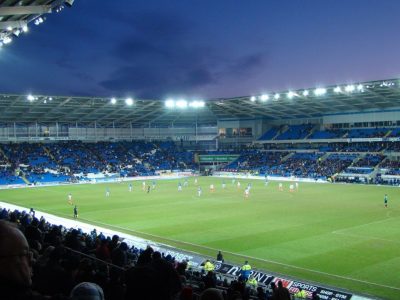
189 100 205 108
250 96 256 102
357 84 363 91
125 98 134 106
110 98 117 104
176 100 188 108
165 99 175 108
3 36 12 44
49 97 53 101
22 25 28 33
27 95 35 101
7 26 12 31
260 94 269 102
303 90 309 96
333 86 341 93
345 85 355 92
274 93 280 100
34 17 44 26
314 88 326 96
287 91 295 99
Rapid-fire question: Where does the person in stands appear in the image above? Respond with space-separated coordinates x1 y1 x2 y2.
0 220 34 300
216 250 224 262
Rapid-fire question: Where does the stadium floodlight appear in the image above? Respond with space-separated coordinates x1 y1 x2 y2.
49 97 53 101
7 26 12 31
176 100 188 108
3 36 12 44
22 25 28 32
302 90 309 96
333 86 342 93
260 94 269 102
55 5 65 13
274 93 280 100
189 100 205 108
357 84 363 91
165 99 175 108
314 88 326 96
287 91 295 99
34 17 44 26
125 98 134 106
110 98 117 105
27 94 35 101
345 85 355 92
250 96 256 102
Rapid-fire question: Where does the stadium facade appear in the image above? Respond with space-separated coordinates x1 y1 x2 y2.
0 78 399 185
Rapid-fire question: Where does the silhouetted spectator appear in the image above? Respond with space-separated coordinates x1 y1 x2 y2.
277 281 291 300
216 250 224 262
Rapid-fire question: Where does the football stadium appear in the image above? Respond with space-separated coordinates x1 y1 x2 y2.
1 2 400 300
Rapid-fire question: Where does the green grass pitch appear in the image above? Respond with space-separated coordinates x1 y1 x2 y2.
1 177 399 299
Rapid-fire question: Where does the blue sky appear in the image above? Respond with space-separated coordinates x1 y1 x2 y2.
0 0 399 99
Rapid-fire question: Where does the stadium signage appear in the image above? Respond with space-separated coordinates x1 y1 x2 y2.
198 154 240 163
214 262 352 300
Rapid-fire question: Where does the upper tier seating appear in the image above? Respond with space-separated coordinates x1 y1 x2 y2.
347 128 389 138
258 127 279 140
276 124 314 140
309 129 345 139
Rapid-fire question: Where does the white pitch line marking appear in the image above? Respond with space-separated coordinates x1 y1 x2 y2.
2 202 400 292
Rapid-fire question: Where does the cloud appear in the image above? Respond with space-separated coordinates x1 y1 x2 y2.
99 63 215 98
98 11 268 98
228 53 266 74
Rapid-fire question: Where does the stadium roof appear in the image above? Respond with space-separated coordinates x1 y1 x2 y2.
0 0 70 46
1 78 400 127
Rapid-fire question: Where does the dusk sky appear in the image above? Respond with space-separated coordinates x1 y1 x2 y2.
0 0 399 100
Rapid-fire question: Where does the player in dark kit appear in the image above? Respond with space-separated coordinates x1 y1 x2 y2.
73 205 78 219
147 185 151 193
384 194 388 208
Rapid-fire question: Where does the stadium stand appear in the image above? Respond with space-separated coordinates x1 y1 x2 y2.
0 207 284 300
1 139 400 184
275 124 314 140
0 141 196 184
1 79 400 299
309 129 345 139
257 126 280 140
